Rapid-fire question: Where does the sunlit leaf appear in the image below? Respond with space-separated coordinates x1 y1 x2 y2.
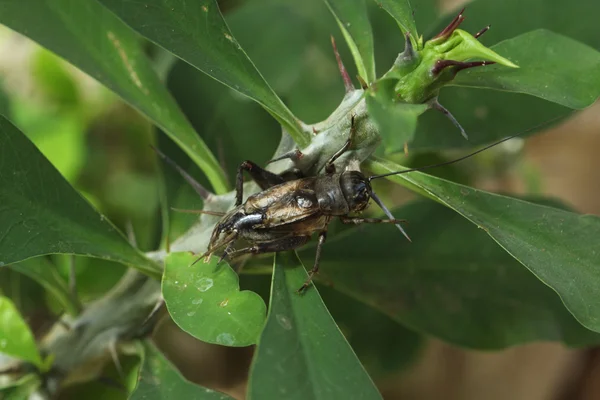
162 252 266 347
247 252 382 400
0 0 228 193
97 0 310 147
0 296 43 367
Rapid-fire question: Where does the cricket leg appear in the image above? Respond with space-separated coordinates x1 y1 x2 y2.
325 115 357 174
298 229 328 293
225 235 311 260
235 160 286 206
339 215 411 242
339 216 408 224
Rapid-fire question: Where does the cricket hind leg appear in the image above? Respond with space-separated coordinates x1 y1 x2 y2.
224 235 311 260
235 160 287 206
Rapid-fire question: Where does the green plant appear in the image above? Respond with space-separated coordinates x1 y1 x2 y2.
0 0 599 398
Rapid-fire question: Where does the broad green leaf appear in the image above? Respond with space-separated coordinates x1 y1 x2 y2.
367 157 600 333
439 0 600 50
97 0 310 147
324 0 376 82
301 201 600 349
412 86 568 152
247 252 382 400
162 252 266 347
60 346 143 400
0 116 159 276
226 1 312 95
376 0 418 45
131 341 233 400
454 30 600 109
0 296 43 367
410 0 600 150
9 258 80 316
319 286 423 375
0 0 228 193
366 94 427 153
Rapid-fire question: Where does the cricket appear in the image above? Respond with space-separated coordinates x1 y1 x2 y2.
154 116 534 293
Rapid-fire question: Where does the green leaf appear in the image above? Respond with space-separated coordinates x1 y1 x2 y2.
367 157 600 334
366 94 427 153
454 30 600 109
0 374 41 400
162 252 266 347
0 0 228 193
376 0 418 45
439 0 600 50
324 0 376 83
410 0 600 150
131 341 233 400
0 116 159 276
319 286 423 376
247 252 382 400
9 258 80 316
411 87 568 152
97 0 309 148
0 296 43 367
301 200 600 348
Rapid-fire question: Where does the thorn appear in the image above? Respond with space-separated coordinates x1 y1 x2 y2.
402 32 415 59
331 35 354 93
267 149 303 164
429 99 468 139
108 339 124 381
150 145 213 200
431 59 495 77
312 126 318 134
433 7 465 40
474 25 491 39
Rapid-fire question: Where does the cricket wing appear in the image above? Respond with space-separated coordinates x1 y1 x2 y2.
256 188 321 228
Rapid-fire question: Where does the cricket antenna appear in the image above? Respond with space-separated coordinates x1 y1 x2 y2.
368 115 567 181
150 145 213 200
370 192 412 242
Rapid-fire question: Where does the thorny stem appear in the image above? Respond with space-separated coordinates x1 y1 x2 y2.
432 7 465 40
331 36 355 93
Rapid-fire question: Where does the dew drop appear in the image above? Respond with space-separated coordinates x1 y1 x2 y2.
192 298 203 305
187 311 196 317
196 277 214 292
276 314 292 330
216 333 234 346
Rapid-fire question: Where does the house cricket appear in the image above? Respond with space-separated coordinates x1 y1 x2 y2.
154 115 538 293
